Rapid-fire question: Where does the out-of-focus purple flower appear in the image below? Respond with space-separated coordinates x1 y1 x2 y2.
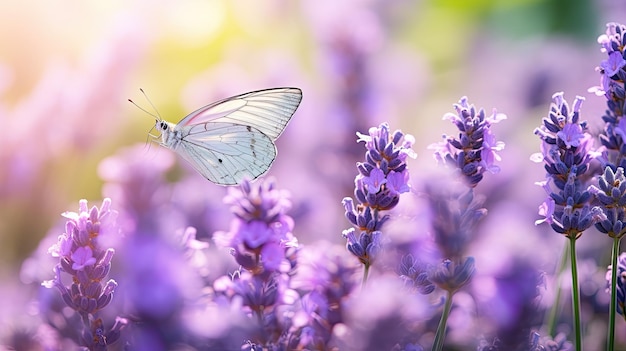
211 178 301 349
428 257 475 294
116 228 206 351
98 144 176 236
290 242 358 345
527 332 574 351
474 259 546 350
210 267 299 350
0 16 146 198
476 336 501 351
430 97 506 187
423 179 488 259
333 276 428 351
397 254 435 295
41 198 125 349
213 178 297 274
230 271 280 315
399 343 425 351
532 92 601 239
342 122 416 267
606 252 626 320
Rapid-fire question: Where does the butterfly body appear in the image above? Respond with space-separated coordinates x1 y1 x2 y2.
152 87 302 185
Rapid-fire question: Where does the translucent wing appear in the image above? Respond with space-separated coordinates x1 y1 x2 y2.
174 122 277 185
179 87 302 140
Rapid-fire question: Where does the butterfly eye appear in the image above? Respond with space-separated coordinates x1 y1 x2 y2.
159 121 168 131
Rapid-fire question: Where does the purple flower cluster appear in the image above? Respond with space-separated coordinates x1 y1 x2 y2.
425 181 489 259
213 178 297 274
397 254 435 295
342 122 416 266
428 257 475 294
589 167 626 238
606 252 626 320
477 332 573 351
42 198 125 349
212 178 302 348
591 25 626 343
289 242 359 348
207 180 361 350
430 96 506 187
533 92 601 238
593 23 626 170
400 98 505 300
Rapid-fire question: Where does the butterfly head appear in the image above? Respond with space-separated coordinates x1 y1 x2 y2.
156 120 169 133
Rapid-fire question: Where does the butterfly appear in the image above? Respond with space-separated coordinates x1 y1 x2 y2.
134 87 302 185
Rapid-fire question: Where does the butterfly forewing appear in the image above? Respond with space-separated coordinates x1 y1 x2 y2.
180 87 302 140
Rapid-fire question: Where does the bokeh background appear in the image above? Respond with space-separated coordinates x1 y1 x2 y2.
1 0 626 349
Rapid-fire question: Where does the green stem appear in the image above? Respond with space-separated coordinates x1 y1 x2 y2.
546 242 569 336
607 236 621 351
432 290 453 351
361 262 370 290
569 237 582 351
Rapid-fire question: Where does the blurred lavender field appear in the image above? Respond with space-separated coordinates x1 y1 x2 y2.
2 1 626 350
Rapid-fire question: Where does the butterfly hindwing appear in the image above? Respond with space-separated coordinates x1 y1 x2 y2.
174 122 277 185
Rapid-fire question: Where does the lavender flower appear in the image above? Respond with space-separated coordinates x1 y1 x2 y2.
606 252 626 321
334 276 429 351
430 97 506 187
532 92 601 238
423 180 488 259
290 241 358 348
353 122 416 209
589 167 626 238
476 337 501 351
429 257 475 294
42 198 125 349
478 329 573 351
528 332 574 351
397 254 435 295
213 177 297 274
212 178 300 349
342 122 416 268
593 23 626 171
592 24 626 349
475 259 546 350
533 92 604 350
425 97 503 260
98 144 176 236
425 98 505 351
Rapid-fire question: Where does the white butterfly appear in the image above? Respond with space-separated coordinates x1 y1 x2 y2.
140 87 302 185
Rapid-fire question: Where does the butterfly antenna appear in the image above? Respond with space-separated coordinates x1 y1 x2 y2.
141 88 163 121
128 88 162 121
129 89 163 154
